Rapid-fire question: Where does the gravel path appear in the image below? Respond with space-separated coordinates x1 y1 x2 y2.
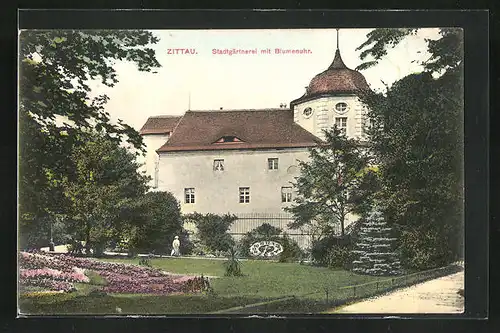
329 271 464 314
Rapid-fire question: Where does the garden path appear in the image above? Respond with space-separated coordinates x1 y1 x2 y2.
40 245 278 262
39 245 221 278
327 271 464 314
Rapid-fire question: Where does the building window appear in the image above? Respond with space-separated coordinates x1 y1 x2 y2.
335 117 347 134
184 188 195 204
281 186 293 203
303 107 313 118
239 187 250 203
335 102 348 113
213 159 224 171
268 158 279 170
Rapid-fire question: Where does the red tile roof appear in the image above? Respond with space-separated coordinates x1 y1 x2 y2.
139 116 182 135
156 109 321 152
290 50 370 106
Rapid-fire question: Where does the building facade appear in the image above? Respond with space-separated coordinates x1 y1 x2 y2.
157 148 310 215
290 48 370 141
139 42 371 246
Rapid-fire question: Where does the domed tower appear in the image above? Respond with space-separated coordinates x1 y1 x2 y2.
290 29 371 141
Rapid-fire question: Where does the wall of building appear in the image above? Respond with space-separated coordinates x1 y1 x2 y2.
157 147 359 246
157 148 310 215
140 133 170 188
293 95 368 141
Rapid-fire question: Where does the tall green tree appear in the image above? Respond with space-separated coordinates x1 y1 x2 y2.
18 30 160 248
186 213 237 254
357 28 464 269
286 127 377 238
355 28 463 74
130 191 190 255
62 136 149 256
18 112 76 248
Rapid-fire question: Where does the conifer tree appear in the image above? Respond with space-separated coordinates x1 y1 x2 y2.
356 28 464 269
352 208 402 276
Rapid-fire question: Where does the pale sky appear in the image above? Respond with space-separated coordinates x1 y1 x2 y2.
86 28 441 131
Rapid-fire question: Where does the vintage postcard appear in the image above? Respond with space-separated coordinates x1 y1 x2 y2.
18 27 465 315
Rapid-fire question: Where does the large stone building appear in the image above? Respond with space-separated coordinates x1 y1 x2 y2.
139 41 371 246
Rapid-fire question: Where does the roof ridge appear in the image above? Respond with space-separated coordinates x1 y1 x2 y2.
187 108 291 113
166 113 186 143
148 115 183 118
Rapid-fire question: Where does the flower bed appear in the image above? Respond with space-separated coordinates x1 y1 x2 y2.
19 251 207 295
20 267 90 283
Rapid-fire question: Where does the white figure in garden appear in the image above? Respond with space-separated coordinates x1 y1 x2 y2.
171 235 180 256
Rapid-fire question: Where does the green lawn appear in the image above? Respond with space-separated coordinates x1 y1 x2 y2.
100 257 386 299
102 257 227 276
18 257 409 315
19 293 269 315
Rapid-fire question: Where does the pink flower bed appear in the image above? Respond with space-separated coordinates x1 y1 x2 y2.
19 251 207 295
20 267 90 283
22 279 75 293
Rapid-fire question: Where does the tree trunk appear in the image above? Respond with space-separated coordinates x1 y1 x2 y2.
84 223 91 256
340 204 346 237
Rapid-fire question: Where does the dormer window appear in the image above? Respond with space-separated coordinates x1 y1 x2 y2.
214 136 243 143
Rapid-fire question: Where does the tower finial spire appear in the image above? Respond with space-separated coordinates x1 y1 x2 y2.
336 28 339 50
328 29 347 70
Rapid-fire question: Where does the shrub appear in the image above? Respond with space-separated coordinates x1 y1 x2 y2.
138 257 152 268
278 233 304 263
310 235 354 268
223 247 244 277
238 223 282 257
181 276 213 293
178 229 194 255
398 223 457 270
238 224 303 261
131 191 193 255
185 213 237 254
67 240 84 256
92 243 106 258
325 245 355 269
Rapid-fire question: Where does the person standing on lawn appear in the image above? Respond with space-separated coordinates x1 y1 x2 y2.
171 236 180 256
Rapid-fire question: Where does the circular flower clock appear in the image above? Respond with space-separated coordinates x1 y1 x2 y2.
249 240 283 257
